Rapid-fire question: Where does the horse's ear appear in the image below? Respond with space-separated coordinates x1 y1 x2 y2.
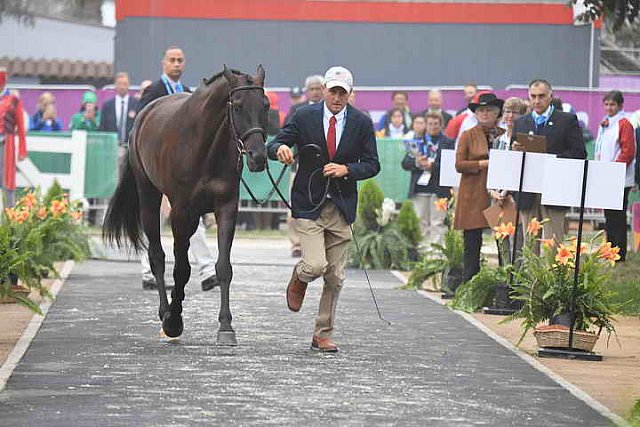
256 64 265 86
222 64 234 84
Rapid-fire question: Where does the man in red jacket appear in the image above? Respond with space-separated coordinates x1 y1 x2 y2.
0 69 27 208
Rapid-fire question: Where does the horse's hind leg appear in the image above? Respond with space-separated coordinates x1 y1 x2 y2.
214 202 238 346
161 209 199 338
137 178 170 323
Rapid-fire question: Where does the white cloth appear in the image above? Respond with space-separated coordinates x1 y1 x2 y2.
323 102 346 148
386 124 405 139
455 111 478 146
595 111 636 187
141 218 216 281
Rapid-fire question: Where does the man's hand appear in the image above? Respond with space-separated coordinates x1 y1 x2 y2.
323 163 349 178
479 159 489 169
276 145 294 165
415 155 432 170
511 140 523 151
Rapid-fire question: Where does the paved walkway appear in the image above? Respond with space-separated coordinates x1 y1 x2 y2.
0 240 611 426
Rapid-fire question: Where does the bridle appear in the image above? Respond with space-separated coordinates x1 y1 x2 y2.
227 85 267 162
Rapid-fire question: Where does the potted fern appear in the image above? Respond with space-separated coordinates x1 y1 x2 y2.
406 196 464 295
506 231 620 350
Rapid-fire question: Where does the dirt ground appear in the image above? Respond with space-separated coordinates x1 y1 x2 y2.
419 287 639 420
0 262 66 367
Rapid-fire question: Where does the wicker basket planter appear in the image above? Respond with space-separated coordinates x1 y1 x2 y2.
0 285 31 304
533 324 599 352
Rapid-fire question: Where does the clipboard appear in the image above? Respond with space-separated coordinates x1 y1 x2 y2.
515 133 547 153
483 196 517 228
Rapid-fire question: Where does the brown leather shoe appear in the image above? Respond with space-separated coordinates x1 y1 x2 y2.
311 335 338 353
286 268 307 312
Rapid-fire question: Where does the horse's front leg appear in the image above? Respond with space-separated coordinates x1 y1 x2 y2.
214 200 238 346
161 209 199 338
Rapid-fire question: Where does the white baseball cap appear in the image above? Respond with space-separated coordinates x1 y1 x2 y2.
323 66 353 92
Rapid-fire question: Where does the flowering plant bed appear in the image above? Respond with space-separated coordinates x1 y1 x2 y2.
0 183 89 313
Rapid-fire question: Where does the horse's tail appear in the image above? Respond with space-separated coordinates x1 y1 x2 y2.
102 152 144 252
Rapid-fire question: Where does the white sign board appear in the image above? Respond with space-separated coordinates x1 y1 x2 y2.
541 159 625 210
486 150 555 193
439 149 461 187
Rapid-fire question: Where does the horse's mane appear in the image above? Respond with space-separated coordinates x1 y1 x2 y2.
203 68 253 86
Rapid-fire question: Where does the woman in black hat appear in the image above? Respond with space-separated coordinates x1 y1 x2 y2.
453 93 505 284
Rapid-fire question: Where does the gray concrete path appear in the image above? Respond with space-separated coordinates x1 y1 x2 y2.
0 240 612 426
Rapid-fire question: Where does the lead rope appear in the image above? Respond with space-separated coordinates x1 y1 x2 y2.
263 145 391 326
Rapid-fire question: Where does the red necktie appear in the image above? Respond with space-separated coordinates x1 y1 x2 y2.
327 115 337 160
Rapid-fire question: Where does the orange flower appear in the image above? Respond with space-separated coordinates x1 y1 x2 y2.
50 200 68 217
4 208 17 222
20 192 38 210
37 207 48 220
434 198 448 212
494 222 516 240
14 209 29 224
555 244 574 265
598 242 621 266
538 238 555 249
70 210 83 222
568 238 589 254
526 218 542 236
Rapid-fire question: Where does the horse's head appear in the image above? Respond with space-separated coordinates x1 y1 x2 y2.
224 65 268 172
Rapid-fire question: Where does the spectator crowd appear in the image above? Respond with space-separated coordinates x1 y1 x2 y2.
2 61 640 278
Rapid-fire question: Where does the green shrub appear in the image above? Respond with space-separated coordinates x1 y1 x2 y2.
397 200 422 248
629 399 640 426
350 226 412 270
357 179 384 231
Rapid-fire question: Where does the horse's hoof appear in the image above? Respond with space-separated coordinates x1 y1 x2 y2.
216 330 238 346
162 312 183 338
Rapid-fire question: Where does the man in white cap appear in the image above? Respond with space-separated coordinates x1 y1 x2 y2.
267 66 380 352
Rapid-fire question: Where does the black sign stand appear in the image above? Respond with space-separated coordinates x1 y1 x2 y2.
537 160 602 361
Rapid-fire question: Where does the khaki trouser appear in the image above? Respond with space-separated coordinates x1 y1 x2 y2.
295 201 352 338
411 193 446 243
287 171 301 251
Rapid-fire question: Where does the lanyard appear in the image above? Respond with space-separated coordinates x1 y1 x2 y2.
161 75 182 94
533 105 554 131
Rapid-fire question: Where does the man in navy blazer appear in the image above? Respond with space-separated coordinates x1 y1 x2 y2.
512 79 586 242
99 72 139 145
268 66 380 352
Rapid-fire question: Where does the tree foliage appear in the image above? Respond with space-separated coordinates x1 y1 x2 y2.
574 0 640 30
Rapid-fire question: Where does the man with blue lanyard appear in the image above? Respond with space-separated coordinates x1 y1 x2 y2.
512 79 586 243
136 46 219 292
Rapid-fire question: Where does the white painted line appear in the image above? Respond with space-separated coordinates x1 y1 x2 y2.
389 270 629 427
0 260 75 393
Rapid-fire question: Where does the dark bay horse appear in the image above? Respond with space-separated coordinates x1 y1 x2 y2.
103 66 268 345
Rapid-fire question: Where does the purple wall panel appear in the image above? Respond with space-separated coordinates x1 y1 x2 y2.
15 86 640 137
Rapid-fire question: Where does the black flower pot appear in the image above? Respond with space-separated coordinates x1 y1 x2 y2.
550 312 574 328
441 267 464 299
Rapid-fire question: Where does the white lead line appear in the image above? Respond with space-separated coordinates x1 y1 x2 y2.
389 269 629 427
0 260 76 393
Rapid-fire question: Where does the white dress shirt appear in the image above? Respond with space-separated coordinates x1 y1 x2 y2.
115 94 129 128
323 102 347 149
